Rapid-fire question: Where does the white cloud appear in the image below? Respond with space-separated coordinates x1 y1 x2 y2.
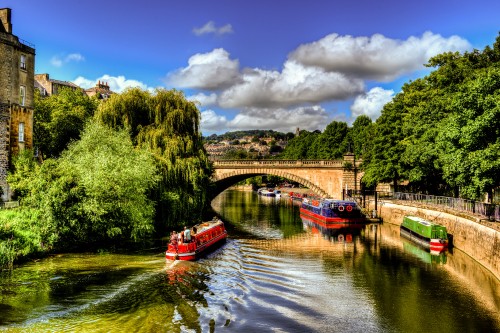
219 60 364 108
73 74 151 93
187 92 218 107
51 53 85 67
350 87 395 119
227 105 329 133
193 21 233 36
289 31 471 81
201 110 228 132
166 48 240 90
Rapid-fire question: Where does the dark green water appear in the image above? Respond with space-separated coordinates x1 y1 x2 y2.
0 190 499 332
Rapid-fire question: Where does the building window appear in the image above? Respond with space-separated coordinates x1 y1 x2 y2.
19 85 26 106
18 122 25 143
20 54 26 70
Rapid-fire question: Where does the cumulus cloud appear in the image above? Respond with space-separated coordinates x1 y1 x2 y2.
51 53 85 67
187 92 218 107
219 60 364 108
350 87 395 119
73 74 151 93
226 105 329 133
166 48 240 90
193 21 233 36
289 31 471 81
200 110 228 132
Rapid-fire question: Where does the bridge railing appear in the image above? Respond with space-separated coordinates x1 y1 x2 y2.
212 159 344 167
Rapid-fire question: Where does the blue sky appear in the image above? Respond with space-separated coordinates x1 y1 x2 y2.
4 0 499 135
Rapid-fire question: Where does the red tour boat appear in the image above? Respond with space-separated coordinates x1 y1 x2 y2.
166 218 227 261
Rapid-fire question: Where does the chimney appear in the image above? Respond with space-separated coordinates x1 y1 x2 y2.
0 8 12 34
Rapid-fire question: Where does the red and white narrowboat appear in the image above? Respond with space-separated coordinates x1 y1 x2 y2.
166 219 227 261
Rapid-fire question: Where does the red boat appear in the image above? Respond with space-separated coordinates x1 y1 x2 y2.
166 219 227 261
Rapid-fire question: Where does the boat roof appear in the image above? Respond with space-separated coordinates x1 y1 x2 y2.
405 215 437 226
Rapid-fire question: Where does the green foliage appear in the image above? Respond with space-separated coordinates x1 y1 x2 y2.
96 88 212 231
309 121 349 159
279 130 320 159
350 115 373 159
0 208 51 269
8 121 158 247
34 87 98 158
437 67 500 199
222 149 249 160
362 34 500 199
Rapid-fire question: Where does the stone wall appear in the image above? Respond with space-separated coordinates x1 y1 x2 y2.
0 103 9 196
370 201 500 280
0 9 35 200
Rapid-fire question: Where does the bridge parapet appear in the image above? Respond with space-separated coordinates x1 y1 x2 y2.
213 159 344 168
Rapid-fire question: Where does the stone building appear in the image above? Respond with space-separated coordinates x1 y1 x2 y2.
34 73 80 96
84 81 114 99
0 8 35 200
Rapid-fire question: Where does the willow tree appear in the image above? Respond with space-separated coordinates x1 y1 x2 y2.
96 88 213 232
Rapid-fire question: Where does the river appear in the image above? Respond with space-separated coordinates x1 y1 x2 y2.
0 189 499 332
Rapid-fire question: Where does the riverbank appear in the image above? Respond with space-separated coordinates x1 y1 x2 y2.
369 200 500 281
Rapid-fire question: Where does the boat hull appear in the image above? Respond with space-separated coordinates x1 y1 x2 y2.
299 207 367 227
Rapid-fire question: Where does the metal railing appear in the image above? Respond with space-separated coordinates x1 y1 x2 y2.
391 192 500 222
345 190 500 222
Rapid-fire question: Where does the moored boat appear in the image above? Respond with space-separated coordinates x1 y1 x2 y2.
400 215 448 251
166 218 227 261
257 188 276 197
299 198 367 227
301 212 364 242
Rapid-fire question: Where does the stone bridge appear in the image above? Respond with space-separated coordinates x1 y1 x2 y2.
211 154 363 199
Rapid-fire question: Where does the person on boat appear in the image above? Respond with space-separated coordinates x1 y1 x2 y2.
178 230 184 244
170 231 178 251
184 226 191 242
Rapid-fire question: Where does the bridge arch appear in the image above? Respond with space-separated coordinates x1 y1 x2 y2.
211 169 328 199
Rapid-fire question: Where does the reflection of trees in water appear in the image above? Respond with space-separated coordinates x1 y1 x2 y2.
352 225 500 333
213 190 304 239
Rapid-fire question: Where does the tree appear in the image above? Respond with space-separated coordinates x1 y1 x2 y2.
437 67 500 200
309 121 349 159
8 121 158 246
33 87 98 158
96 88 212 231
350 115 373 159
279 130 320 159
362 92 407 189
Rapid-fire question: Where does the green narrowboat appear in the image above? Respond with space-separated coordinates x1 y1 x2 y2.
400 215 448 250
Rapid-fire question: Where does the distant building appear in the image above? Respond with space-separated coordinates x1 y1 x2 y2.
84 81 114 99
34 73 80 96
0 8 35 199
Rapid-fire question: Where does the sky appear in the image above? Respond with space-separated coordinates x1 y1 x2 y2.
4 0 500 135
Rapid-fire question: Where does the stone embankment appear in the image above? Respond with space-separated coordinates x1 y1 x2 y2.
370 200 500 281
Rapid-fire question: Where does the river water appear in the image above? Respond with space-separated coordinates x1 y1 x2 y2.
0 189 499 332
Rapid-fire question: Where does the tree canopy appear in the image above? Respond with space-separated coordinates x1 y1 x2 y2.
362 34 500 199
96 88 213 231
33 87 98 158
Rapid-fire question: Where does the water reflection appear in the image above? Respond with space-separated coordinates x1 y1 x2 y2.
0 189 499 332
401 238 447 265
